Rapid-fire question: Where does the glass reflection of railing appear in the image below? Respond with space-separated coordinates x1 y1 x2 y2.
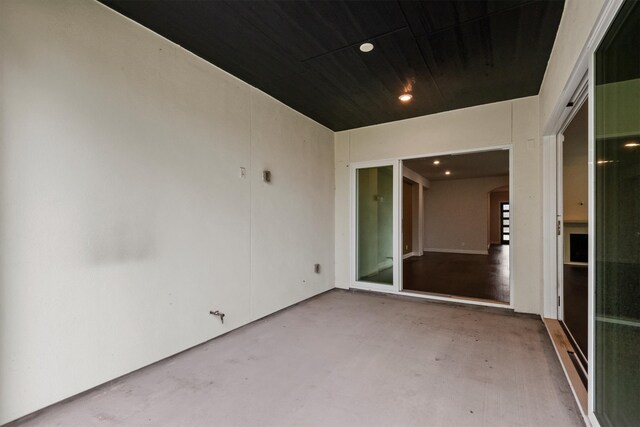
595 315 640 328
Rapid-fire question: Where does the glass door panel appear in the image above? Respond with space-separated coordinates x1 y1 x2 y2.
559 100 589 366
356 165 394 285
594 1 640 425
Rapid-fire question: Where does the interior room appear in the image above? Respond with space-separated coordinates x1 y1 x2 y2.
560 100 589 372
402 151 511 304
2 1 639 426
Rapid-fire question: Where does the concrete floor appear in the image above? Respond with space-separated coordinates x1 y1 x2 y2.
15 290 583 427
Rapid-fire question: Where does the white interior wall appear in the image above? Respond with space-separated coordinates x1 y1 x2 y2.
424 176 509 254
335 96 540 314
249 93 334 319
0 1 334 423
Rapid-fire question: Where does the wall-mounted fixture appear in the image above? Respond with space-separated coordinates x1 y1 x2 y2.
263 170 271 183
314 264 320 274
209 310 225 324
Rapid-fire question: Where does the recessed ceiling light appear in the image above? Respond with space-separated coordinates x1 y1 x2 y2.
597 160 613 164
399 93 413 103
624 141 640 148
433 160 440 165
445 170 451 175
359 42 374 53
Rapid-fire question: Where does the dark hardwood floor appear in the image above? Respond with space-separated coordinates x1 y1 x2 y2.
403 245 510 303
562 264 588 359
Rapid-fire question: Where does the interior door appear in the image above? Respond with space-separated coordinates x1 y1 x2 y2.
352 161 400 291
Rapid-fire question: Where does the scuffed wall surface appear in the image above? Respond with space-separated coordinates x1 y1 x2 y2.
0 1 334 423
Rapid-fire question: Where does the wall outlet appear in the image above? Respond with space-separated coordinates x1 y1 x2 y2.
239 167 246 178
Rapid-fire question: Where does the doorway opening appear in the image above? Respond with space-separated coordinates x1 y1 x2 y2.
557 99 589 379
401 149 511 304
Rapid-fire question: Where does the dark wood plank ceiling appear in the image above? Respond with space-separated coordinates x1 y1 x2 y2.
99 0 565 131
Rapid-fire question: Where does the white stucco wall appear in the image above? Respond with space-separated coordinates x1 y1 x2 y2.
335 96 541 314
0 1 334 423
539 0 606 132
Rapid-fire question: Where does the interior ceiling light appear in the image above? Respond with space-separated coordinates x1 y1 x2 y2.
433 160 440 165
445 170 451 175
597 160 613 164
624 141 640 147
359 42 374 53
399 93 413 103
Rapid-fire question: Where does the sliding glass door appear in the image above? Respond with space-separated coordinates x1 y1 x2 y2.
557 100 589 368
352 161 399 291
594 1 640 425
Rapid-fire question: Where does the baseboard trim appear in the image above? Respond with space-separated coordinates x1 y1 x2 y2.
423 248 488 255
403 252 419 259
